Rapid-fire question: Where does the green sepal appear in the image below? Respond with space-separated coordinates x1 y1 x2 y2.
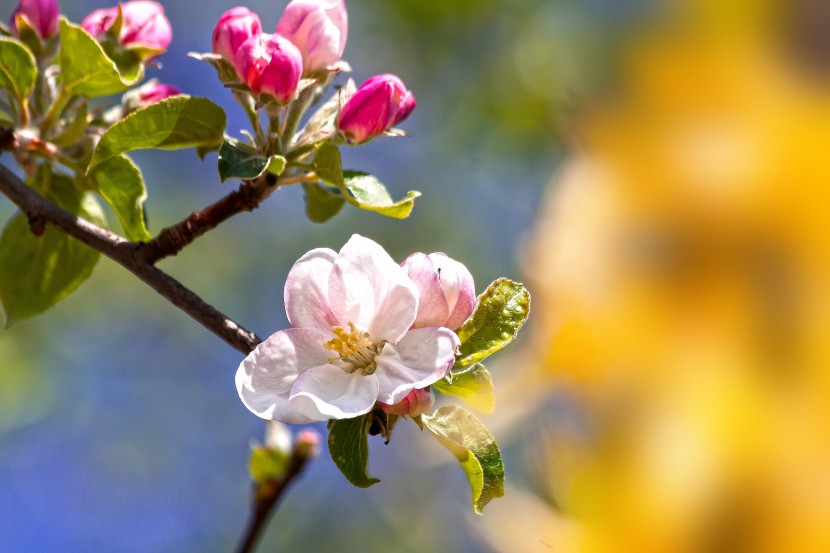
249 446 289 484
216 137 285 182
0 168 105 327
313 143 420 219
433 363 495 413
0 36 37 106
88 95 227 173
328 414 380 488
302 182 345 223
58 18 142 98
422 406 505 514
87 154 150 242
454 278 531 371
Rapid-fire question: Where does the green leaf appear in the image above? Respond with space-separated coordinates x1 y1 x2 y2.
0 171 105 327
216 138 285 182
88 155 150 241
422 406 505 514
313 143 420 219
0 37 37 104
433 364 495 413
302 182 345 223
249 446 289 484
88 96 226 172
58 18 142 97
51 103 89 148
328 414 380 488
455 278 531 369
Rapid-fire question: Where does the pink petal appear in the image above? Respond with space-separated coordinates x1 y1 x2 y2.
401 252 449 328
430 253 476 330
235 328 331 423
289 365 379 420
284 247 338 333
328 234 418 343
374 327 460 404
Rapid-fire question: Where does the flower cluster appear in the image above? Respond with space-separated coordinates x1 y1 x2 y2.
236 235 476 422
210 0 415 143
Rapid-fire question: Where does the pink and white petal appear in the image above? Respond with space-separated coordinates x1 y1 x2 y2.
329 234 418 343
288 365 379 420
430 253 476 330
284 247 338 333
236 328 331 423
374 327 460 404
401 252 450 328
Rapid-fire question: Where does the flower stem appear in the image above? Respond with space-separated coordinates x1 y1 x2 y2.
40 87 71 137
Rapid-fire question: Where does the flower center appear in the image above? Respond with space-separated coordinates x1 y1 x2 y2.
323 322 383 375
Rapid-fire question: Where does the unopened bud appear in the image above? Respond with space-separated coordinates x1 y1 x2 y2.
10 0 59 40
379 387 434 417
122 79 180 113
276 0 348 75
337 74 415 144
212 7 261 63
233 33 303 103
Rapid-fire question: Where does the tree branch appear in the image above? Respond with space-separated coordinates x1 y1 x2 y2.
0 162 262 355
137 174 278 265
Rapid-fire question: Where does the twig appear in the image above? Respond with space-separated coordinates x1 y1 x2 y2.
0 162 262 354
235 443 315 553
137 175 277 265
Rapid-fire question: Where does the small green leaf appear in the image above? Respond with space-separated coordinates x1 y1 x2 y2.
455 278 531 369
88 96 226 172
249 446 289 484
328 414 380 488
433 364 495 413
0 37 37 104
88 154 150 241
313 143 420 219
58 18 142 97
302 182 345 223
422 406 505 514
51 103 89 148
216 138 285 182
0 171 105 327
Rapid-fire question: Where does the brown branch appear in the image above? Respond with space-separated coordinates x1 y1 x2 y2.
0 162 262 355
138 174 278 265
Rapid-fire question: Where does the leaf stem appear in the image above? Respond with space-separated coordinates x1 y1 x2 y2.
40 87 71 137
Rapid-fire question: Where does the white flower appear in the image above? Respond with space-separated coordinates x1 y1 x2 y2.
236 235 460 423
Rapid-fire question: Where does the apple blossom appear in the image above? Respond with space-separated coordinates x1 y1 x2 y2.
122 79 181 112
236 235 460 423
337 74 416 144
212 7 261 63
276 0 348 75
402 252 476 330
10 0 60 39
379 387 434 417
233 33 303 102
81 0 172 53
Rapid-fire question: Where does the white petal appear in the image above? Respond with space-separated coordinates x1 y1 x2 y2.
401 252 450 328
235 328 331 423
328 234 418 343
429 252 476 330
284 247 339 333
374 327 460 404
289 364 379 420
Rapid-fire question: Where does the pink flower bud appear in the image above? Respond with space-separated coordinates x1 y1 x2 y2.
123 79 181 112
212 7 261 63
81 1 172 53
379 388 434 417
276 0 347 75
10 0 59 39
295 428 321 458
402 252 476 330
233 33 303 103
337 74 416 144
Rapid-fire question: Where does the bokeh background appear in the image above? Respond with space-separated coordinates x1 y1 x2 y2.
1 0 829 551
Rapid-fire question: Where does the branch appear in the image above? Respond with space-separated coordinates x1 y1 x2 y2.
138 174 278 265
0 162 262 355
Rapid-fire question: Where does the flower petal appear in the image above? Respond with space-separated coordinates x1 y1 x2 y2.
401 252 450 328
374 327 460 404
328 234 418 343
236 328 331 423
289 365 379 420
284 247 338 333
430 253 476 330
